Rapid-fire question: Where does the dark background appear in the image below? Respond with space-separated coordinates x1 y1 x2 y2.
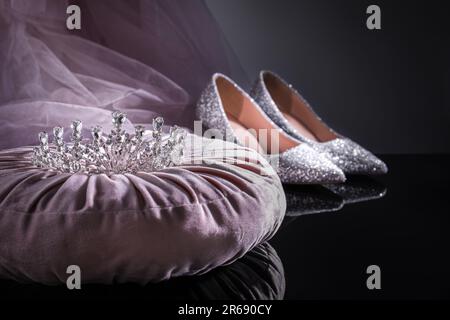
271 156 450 299
206 0 449 154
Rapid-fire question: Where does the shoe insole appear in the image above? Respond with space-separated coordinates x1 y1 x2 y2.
216 75 298 155
227 113 266 154
263 72 337 143
281 111 319 142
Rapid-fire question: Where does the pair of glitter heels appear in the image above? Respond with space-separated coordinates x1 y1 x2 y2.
196 71 388 184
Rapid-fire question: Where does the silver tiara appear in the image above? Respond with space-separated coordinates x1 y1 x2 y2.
32 111 187 174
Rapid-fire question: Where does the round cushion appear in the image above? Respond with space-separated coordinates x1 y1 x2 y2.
0 135 285 284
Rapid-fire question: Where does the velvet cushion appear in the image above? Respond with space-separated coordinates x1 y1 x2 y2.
0 135 285 284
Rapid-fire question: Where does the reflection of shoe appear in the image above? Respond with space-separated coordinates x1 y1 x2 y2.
196 73 345 184
251 71 388 175
284 184 344 216
325 176 387 204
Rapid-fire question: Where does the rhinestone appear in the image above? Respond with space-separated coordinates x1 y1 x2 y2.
71 120 82 132
38 132 48 145
91 126 102 140
135 125 145 138
153 117 164 131
53 126 63 139
112 111 127 127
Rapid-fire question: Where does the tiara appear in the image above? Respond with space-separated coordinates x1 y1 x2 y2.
32 111 187 174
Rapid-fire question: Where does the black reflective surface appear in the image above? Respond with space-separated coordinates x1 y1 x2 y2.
1 155 449 300
0 242 284 300
271 155 450 299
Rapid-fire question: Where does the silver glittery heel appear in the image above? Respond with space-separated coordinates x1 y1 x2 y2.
196 73 346 184
251 71 388 175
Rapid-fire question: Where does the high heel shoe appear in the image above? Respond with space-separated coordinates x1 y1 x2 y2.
195 73 346 184
251 71 388 175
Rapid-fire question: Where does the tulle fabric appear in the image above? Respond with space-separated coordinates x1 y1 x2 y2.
0 0 247 149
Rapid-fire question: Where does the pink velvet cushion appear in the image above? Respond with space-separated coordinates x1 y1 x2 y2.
0 136 285 284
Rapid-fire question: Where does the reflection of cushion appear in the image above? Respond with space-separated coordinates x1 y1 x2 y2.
0 242 285 300
0 135 285 284
183 242 285 300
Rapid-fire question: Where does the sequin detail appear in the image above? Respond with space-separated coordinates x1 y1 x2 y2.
251 71 388 175
270 144 346 184
310 138 388 175
196 73 346 184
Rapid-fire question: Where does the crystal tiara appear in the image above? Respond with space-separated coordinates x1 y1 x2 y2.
32 111 187 174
